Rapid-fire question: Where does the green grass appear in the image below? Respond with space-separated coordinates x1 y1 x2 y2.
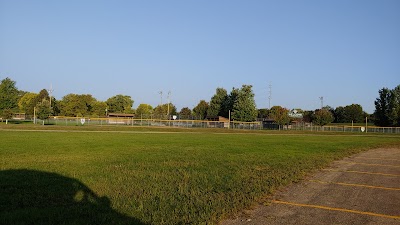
1 125 399 224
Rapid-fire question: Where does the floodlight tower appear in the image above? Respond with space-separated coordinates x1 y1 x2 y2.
319 96 324 109
47 84 54 107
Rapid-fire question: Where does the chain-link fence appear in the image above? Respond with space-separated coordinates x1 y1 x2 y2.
5 116 400 133
286 122 400 133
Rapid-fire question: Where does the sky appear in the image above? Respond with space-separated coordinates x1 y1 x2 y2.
1 0 399 113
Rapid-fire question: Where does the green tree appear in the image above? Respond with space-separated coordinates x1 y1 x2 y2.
136 104 153 118
36 99 52 120
1 109 13 120
91 101 108 117
153 103 177 119
193 100 209 120
231 85 257 122
106 95 134 114
343 104 364 123
313 109 334 126
374 87 399 127
334 106 346 123
257 108 269 119
302 110 314 123
35 89 50 102
60 94 89 117
222 87 239 118
18 92 39 115
394 85 400 126
0 77 20 112
269 106 290 130
179 107 192 119
207 88 227 117
52 99 61 116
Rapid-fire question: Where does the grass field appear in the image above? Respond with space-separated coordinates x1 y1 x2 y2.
1 125 399 224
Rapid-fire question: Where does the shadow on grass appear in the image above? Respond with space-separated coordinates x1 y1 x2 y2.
0 169 146 225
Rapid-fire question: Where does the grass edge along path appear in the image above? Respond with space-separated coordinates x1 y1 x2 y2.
1 127 399 224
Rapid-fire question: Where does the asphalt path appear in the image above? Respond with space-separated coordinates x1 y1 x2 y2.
221 148 400 225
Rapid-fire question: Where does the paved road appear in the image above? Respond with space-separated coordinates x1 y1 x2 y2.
221 148 400 225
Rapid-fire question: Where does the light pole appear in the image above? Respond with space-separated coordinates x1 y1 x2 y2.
34 107 36 124
319 96 324 109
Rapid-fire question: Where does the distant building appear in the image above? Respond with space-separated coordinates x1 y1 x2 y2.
107 113 135 124
261 118 279 130
288 109 303 119
12 113 26 120
205 116 230 128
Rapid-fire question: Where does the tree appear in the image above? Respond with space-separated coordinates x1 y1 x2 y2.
269 106 290 130
231 85 258 122
60 94 90 117
258 108 269 119
18 92 39 115
313 109 334 126
106 95 134 114
207 88 227 117
52 99 61 116
343 104 364 123
334 106 346 123
221 87 239 118
0 77 20 112
36 89 50 103
302 110 314 123
374 87 400 127
193 100 209 120
36 99 52 120
1 109 13 120
179 107 192 119
136 104 153 118
153 103 177 119
91 101 108 117
394 85 400 126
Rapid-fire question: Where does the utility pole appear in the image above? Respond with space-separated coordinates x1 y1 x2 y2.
268 83 272 109
319 96 324 109
34 107 36 124
167 91 171 118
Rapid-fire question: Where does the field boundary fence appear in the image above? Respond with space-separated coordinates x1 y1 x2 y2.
15 116 400 134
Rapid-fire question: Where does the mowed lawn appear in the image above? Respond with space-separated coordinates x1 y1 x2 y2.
1 128 399 224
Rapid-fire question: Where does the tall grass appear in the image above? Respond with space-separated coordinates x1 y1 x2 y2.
1 128 399 224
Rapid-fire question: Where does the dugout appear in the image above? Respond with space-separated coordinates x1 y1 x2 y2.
262 119 279 130
107 113 135 125
205 116 230 128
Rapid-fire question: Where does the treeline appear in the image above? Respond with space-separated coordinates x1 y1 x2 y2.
1 77 399 127
258 104 368 128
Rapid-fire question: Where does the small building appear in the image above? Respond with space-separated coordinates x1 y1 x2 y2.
107 113 135 125
205 116 230 128
12 113 26 120
261 118 279 130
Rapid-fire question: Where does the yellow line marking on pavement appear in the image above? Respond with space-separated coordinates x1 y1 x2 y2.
356 157 400 162
272 200 400 220
309 180 400 191
322 169 400 177
340 161 400 168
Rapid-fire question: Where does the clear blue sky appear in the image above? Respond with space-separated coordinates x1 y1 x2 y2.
1 0 399 113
